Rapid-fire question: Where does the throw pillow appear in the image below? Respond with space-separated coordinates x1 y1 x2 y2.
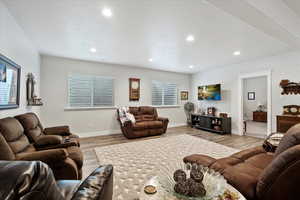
126 113 136 124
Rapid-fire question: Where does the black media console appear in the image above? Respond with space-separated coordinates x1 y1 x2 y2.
191 114 231 134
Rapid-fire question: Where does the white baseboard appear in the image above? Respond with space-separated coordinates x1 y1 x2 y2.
169 123 187 128
78 123 187 138
78 129 121 138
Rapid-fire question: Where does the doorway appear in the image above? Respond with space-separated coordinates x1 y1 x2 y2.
238 71 272 138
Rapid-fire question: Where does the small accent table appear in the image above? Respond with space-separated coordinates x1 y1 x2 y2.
140 176 246 200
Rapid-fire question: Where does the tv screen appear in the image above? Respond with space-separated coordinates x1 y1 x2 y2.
198 84 221 101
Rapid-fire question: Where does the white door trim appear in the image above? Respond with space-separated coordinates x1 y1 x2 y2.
238 70 272 136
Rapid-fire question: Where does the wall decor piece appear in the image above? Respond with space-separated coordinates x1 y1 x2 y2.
180 91 188 100
248 92 255 100
129 78 140 101
207 107 216 116
219 113 228 118
198 84 221 101
280 79 300 95
0 54 21 110
283 105 300 116
26 73 43 106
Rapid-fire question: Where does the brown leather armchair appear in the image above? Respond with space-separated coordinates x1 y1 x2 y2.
0 161 113 200
0 117 83 180
15 112 80 150
183 124 300 200
117 106 169 139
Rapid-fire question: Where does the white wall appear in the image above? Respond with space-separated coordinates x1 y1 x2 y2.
191 51 300 134
40 55 190 136
0 1 40 118
243 76 267 120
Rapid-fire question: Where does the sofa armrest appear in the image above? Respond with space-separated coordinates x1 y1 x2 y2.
44 126 71 136
123 120 133 127
158 117 169 133
16 149 69 164
35 135 63 148
72 165 113 200
257 144 300 200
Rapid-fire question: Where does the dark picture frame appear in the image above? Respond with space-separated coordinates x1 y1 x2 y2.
248 92 255 100
129 78 140 101
0 54 21 110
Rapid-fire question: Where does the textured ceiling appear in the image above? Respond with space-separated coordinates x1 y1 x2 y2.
3 0 299 73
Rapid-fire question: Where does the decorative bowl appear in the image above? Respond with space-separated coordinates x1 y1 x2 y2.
157 162 227 200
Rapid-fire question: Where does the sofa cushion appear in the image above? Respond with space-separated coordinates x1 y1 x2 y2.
0 134 15 160
140 106 155 115
275 124 300 156
133 121 163 131
141 115 155 121
135 116 143 122
128 107 140 116
223 163 262 200
15 113 43 143
0 117 32 154
15 113 40 130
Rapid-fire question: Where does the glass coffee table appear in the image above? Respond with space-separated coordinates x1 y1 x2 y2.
139 176 246 200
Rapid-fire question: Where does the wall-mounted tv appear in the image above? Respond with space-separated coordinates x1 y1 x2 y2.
198 84 221 101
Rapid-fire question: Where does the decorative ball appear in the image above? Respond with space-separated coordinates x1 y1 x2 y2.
190 168 204 183
174 181 189 196
173 169 187 182
191 163 200 171
189 181 206 197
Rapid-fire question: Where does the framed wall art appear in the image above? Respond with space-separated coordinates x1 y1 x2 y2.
180 91 188 101
248 92 255 100
129 78 140 101
0 54 21 110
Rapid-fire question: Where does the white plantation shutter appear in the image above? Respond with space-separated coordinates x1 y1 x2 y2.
68 75 114 107
93 77 113 106
164 83 177 105
152 81 177 106
152 81 163 105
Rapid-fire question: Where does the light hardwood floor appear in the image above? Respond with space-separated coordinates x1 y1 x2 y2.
80 126 264 178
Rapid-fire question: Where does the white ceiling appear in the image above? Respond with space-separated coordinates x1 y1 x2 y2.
2 0 300 73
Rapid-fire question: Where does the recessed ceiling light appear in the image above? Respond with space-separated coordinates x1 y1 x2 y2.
90 48 97 53
102 8 113 18
186 35 195 42
149 58 153 62
233 51 241 56
189 65 194 69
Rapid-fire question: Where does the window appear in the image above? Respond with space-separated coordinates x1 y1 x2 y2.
152 81 177 106
68 75 114 108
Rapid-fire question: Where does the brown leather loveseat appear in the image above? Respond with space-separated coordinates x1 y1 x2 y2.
118 106 169 139
184 124 300 200
0 117 83 180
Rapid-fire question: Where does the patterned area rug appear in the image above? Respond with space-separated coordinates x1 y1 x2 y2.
95 134 238 200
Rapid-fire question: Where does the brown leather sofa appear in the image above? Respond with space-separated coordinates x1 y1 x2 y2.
0 160 113 200
117 106 169 139
15 112 80 150
183 124 300 200
0 117 83 180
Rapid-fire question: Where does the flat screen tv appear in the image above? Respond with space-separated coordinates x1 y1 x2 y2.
198 84 221 101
